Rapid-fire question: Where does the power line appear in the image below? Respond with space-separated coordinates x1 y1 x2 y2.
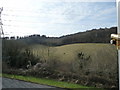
3 19 45 24
2 12 78 17
2 9 80 17
4 7 42 13
3 24 37 28
2 13 43 17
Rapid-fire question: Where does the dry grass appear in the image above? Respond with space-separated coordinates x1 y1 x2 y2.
31 43 118 76
31 43 117 62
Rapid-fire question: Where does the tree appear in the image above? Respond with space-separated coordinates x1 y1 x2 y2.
2 40 38 68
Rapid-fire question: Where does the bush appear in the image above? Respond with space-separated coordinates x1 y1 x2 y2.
77 52 91 69
2 40 39 69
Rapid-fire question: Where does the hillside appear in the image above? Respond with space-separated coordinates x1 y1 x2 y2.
61 27 117 44
31 43 117 73
15 27 117 46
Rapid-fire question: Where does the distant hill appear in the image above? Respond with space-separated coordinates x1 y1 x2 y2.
61 27 117 45
15 27 117 46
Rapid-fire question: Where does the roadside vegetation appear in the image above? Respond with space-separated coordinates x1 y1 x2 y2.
3 74 93 89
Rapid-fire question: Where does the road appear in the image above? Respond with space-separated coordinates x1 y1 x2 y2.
2 77 65 89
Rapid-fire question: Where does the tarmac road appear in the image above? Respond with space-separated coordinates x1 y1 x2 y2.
2 77 65 90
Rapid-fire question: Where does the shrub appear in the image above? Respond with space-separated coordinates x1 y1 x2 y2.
2 40 39 69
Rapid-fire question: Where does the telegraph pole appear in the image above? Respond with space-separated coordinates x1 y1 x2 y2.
0 7 3 90
0 7 4 38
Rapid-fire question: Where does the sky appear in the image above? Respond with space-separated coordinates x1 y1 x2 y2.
0 0 117 37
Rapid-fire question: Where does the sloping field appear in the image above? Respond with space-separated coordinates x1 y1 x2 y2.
31 43 117 73
56 43 118 72
32 43 117 62
55 43 117 61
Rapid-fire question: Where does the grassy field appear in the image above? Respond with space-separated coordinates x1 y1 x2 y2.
31 43 117 72
2 73 93 89
54 43 117 61
32 43 117 61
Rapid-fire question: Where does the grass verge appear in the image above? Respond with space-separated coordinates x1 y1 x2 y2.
2 73 93 89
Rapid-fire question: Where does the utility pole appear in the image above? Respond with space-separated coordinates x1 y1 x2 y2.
118 1 120 90
0 7 4 38
0 7 3 90
111 1 120 89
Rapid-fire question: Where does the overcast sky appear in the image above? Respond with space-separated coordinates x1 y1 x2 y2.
1 0 117 37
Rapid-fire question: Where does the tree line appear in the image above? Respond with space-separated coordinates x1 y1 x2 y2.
3 27 117 46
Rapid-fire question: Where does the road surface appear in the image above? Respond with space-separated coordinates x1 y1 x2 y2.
2 77 65 89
